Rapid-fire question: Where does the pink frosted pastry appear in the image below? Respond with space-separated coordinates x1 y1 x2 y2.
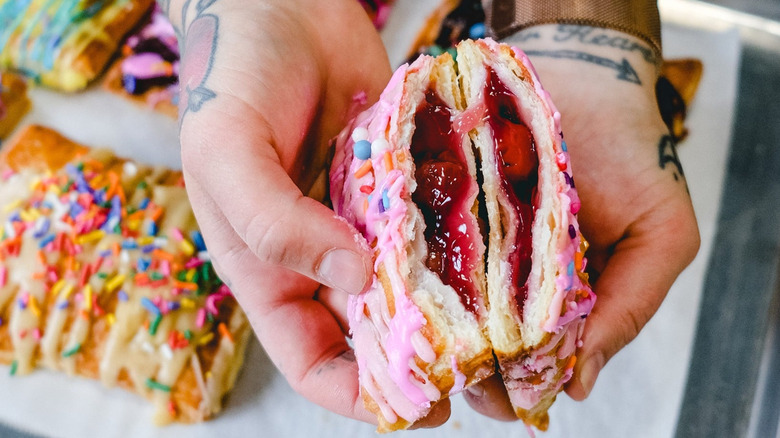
457 39 595 430
329 38 595 432
357 0 395 29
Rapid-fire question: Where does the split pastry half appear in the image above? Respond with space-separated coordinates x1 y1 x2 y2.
458 39 595 430
330 53 495 432
0 125 251 424
0 0 154 91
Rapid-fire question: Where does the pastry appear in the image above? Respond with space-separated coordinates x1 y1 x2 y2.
104 4 179 118
0 72 30 139
407 0 484 61
0 0 154 91
457 38 594 430
358 0 395 29
0 125 251 424
657 59 703 142
330 39 595 432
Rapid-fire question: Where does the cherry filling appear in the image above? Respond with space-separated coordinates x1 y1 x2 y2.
410 90 482 314
485 68 539 312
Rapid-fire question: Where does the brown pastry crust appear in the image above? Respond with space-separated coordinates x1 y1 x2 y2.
658 58 703 141
0 125 250 424
1 0 155 91
0 73 31 139
103 60 179 119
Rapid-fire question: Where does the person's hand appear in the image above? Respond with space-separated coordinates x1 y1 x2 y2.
464 24 700 418
162 0 442 426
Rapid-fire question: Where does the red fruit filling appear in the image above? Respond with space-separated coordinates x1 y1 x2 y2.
485 68 538 313
410 90 482 315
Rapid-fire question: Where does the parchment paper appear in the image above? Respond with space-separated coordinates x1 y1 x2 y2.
0 1 740 436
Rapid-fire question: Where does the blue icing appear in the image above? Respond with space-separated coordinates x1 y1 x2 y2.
1 0 113 74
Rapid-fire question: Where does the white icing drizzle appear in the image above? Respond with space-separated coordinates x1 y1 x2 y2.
0 148 248 424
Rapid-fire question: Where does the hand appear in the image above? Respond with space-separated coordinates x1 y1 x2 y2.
465 25 700 418
165 0 397 424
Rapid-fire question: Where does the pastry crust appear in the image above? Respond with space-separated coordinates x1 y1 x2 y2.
103 5 179 118
104 62 178 118
658 58 703 142
0 72 31 139
0 125 251 424
0 0 154 91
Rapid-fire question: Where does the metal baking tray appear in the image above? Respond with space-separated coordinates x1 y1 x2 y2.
663 0 780 437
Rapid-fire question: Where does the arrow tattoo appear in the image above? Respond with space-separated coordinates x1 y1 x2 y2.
524 49 641 85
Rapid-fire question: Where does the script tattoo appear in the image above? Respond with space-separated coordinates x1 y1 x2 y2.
553 25 658 65
658 134 687 183
177 0 219 127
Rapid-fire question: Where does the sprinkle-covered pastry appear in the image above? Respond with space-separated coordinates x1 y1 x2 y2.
0 125 251 424
357 0 395 29
407 0 483 61
104 5 179 118
0 72 30 139
0 0 154 91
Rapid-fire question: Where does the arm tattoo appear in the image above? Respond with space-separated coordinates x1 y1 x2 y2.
552 25 658 65
524 49 641 84
511 24 656 86
176 0 220 127
658 134 689 194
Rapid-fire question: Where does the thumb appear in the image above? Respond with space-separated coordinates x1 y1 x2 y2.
181 109 372 295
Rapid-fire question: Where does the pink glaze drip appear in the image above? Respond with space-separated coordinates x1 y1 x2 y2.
449 355 467 395
122 52 170 79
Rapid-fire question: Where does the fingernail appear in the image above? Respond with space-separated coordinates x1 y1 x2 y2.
579 353 606 397
466 384 485 398
318 248 368 294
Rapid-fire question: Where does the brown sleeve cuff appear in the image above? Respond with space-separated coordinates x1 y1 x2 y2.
482 0 662 60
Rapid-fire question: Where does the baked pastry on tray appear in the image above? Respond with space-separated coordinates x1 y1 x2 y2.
0 0 154 91
358 0 395 29
0 72 30 139
104 4 179 118
330 39 595 432
0 125 251 424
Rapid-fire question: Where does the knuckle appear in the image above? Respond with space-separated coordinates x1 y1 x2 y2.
243 196 306 268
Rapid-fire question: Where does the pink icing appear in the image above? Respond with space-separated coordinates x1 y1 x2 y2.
122 52 170 79
449 355 467 395
331 59 444 423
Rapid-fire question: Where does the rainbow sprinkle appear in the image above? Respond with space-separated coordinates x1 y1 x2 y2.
0 154 236 379
145 377 171 392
